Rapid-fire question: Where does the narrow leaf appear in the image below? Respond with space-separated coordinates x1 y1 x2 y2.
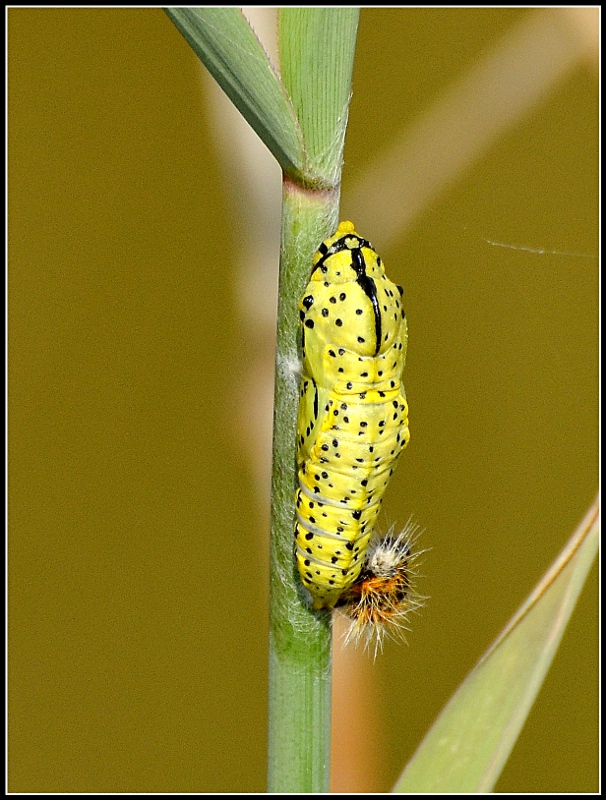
394 497 599 793
279 9 359 187
165 7 304 179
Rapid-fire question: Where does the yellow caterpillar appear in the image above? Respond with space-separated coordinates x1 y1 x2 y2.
295 221 410 610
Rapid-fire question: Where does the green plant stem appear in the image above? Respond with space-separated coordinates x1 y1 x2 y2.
267 179 340 792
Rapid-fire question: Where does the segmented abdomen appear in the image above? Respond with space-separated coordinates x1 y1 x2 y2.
294 221 410 610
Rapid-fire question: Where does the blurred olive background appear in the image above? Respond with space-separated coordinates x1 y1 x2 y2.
9 8 597 793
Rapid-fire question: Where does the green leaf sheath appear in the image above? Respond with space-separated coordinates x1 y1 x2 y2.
280 8 359 186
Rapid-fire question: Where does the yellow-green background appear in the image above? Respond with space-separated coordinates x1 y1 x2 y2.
9 8 598 793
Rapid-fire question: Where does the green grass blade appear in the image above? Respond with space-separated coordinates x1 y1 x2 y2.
165 7 304 179
279 9 359 187
394 497 599 793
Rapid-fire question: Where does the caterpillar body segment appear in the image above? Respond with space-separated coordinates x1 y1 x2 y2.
335 523 425 657
295 221 410 610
